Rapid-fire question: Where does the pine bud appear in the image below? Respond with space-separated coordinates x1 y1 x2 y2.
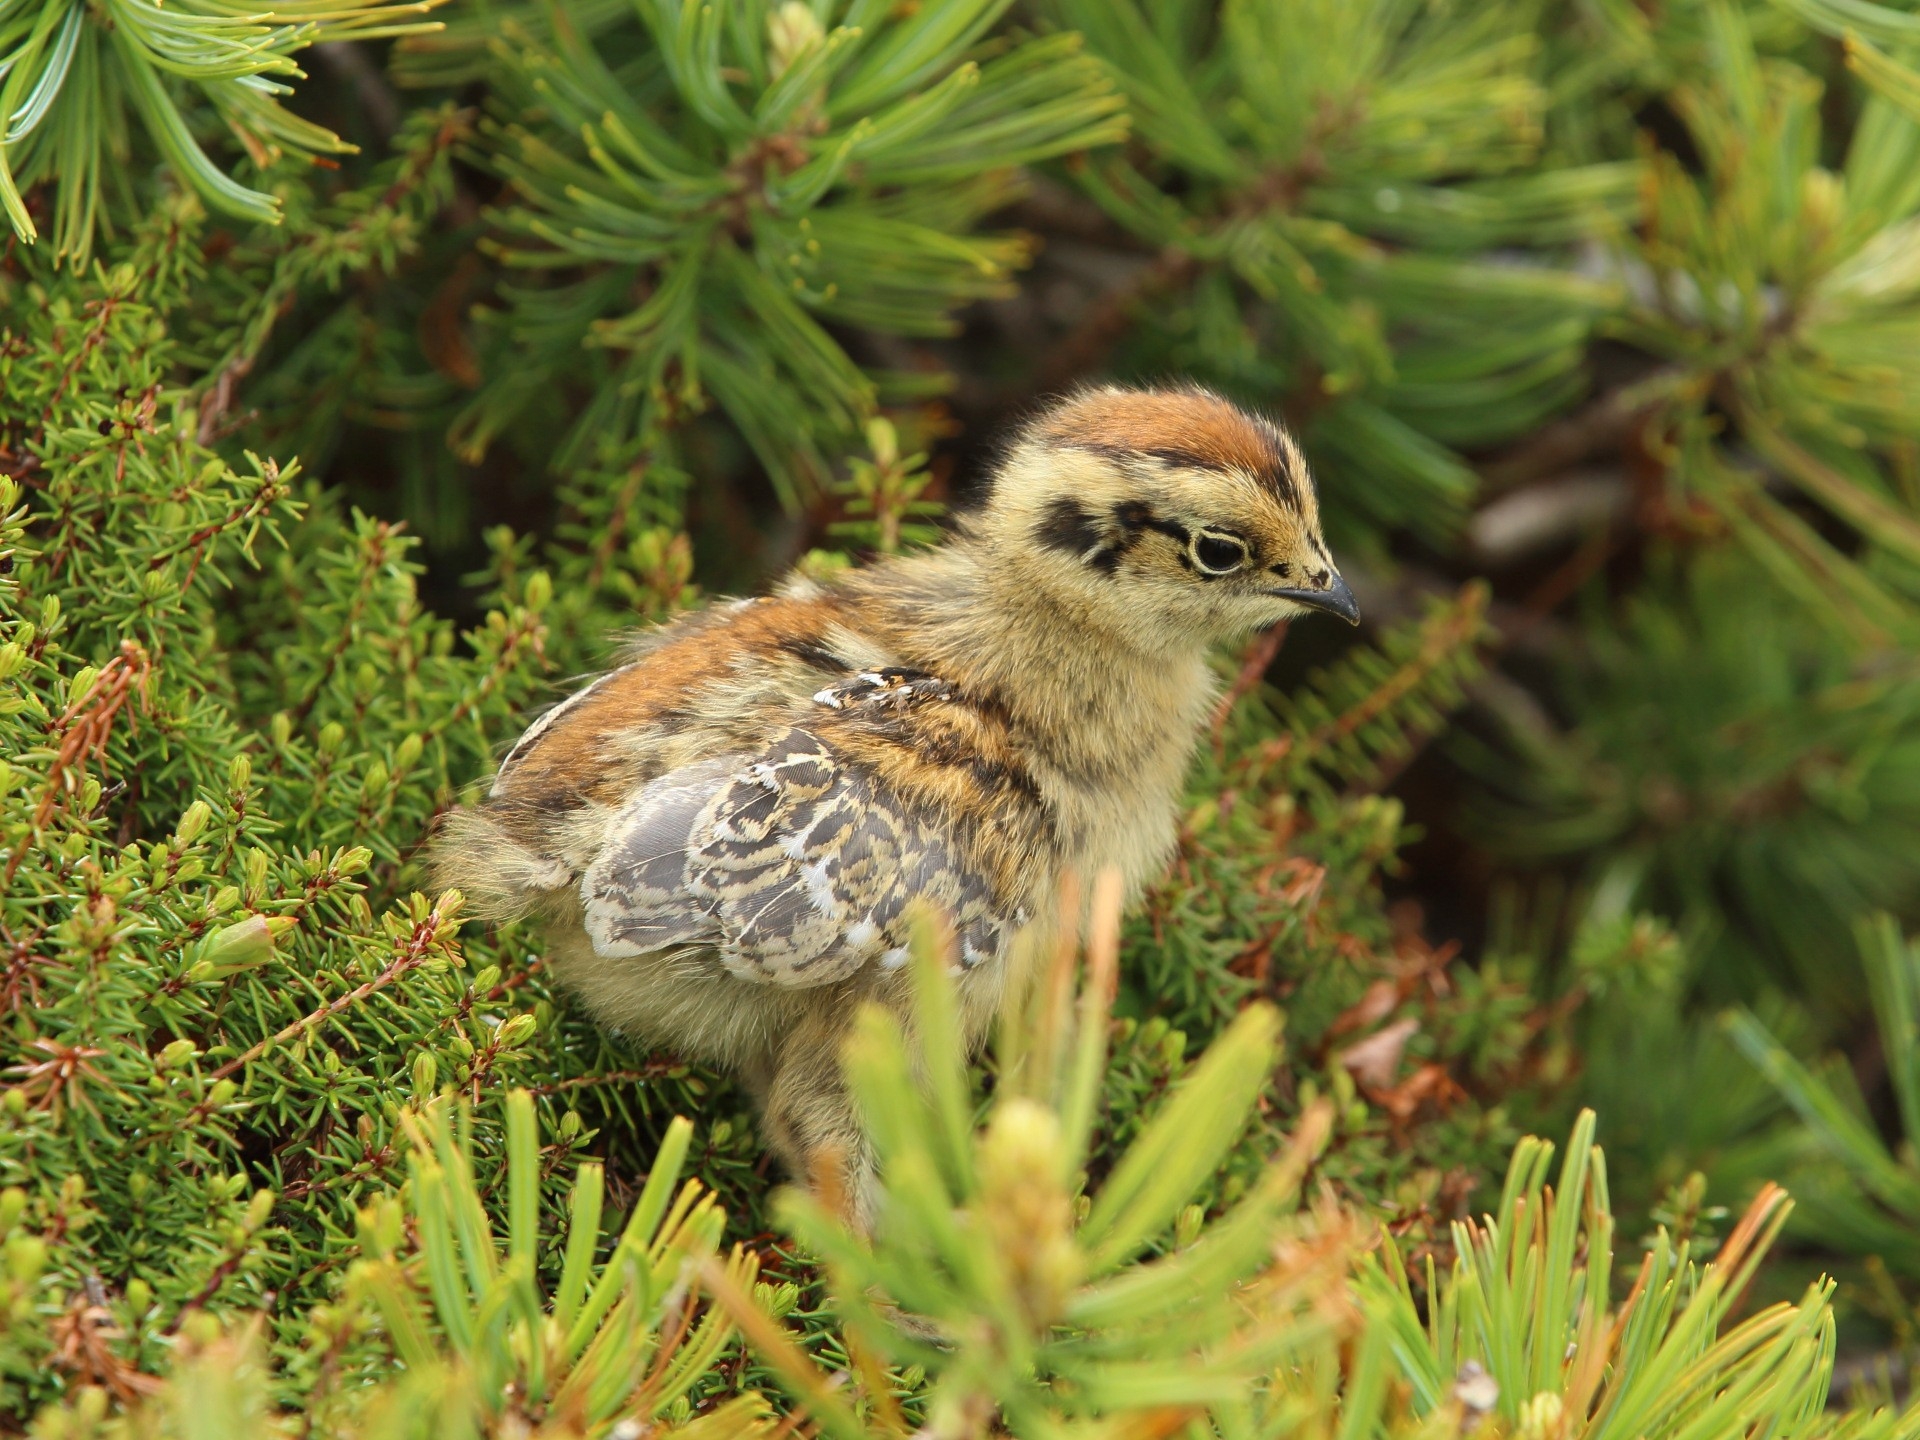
496 1013 538 1049
0 642 25 680
394 733 423 770
979 1098 1080 1327
196 916 275 977
158 1039 198 1071
523 570 553 610
411 1052 438 1097
174 801 212 847
1173 1203 1205 1250
229 754 252 791
7 1235 46 1283
865 415 899 469
125 1278 152 1314
245 1190 276 1230
767 1 824 77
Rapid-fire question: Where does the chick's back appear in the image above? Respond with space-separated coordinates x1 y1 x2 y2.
431 581 1053 975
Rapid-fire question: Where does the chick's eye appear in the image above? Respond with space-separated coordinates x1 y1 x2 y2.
1190 531 1249 575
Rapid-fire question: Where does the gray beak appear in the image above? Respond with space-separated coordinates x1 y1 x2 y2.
1270 572 1360 626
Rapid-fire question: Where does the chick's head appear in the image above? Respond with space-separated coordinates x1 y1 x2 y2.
972 386 1357 649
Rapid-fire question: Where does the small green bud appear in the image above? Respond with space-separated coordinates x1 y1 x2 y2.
317 722 346 755
271 712 292 746
125 1278 152 1314
496 1013 538 1049
523 570 553 610
1174 1203 1205 1250
210 886 241 917
197 916 274 976
411 1052 438 1096
141 568 175 601
229 753 252 791
0 1188 24 1231
754 1280 800 1318
67 665 99 705
3 1087 25 1117
360 762 390 798
394 733 423 770
337 846 372 876
39 595 59 630
559 1111 582 1140
7 1235 47 1283
207 1078 238 1109
449 1034 474 1060
0 642 25 680
767 1 824 77
159 1038 198 1070
470 964 500 993
865 415 899 468
245 1189 276 1229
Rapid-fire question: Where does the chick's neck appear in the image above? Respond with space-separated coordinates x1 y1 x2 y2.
846 538 1218 787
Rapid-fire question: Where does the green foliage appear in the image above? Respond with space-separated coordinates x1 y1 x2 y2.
450 0 1127 500
1462 552 1920 1009
337 1094 767 1438
1609 1 1920 651
1356 1112 1843 1440
0 0 442 263
1727 915 1920 1285
13 0 1920 1434
1046 0 1634 545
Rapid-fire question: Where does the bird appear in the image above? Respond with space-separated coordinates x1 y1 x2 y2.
432 384 1357 1225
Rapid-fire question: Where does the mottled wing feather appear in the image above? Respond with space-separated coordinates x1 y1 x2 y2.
580 730 1013 986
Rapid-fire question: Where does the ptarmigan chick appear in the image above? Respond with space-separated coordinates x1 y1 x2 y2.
434 385 1357 1221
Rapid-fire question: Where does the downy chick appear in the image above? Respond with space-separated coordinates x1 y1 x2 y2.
433 385 1358 1221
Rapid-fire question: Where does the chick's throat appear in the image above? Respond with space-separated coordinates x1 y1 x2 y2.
841 539 1218 892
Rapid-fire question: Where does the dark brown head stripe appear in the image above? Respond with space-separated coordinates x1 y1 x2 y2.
1036 388 1302 509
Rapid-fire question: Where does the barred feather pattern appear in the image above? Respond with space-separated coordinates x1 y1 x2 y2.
581 725 1023 987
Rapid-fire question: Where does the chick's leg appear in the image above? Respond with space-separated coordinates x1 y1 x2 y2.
755 1007 878 1233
